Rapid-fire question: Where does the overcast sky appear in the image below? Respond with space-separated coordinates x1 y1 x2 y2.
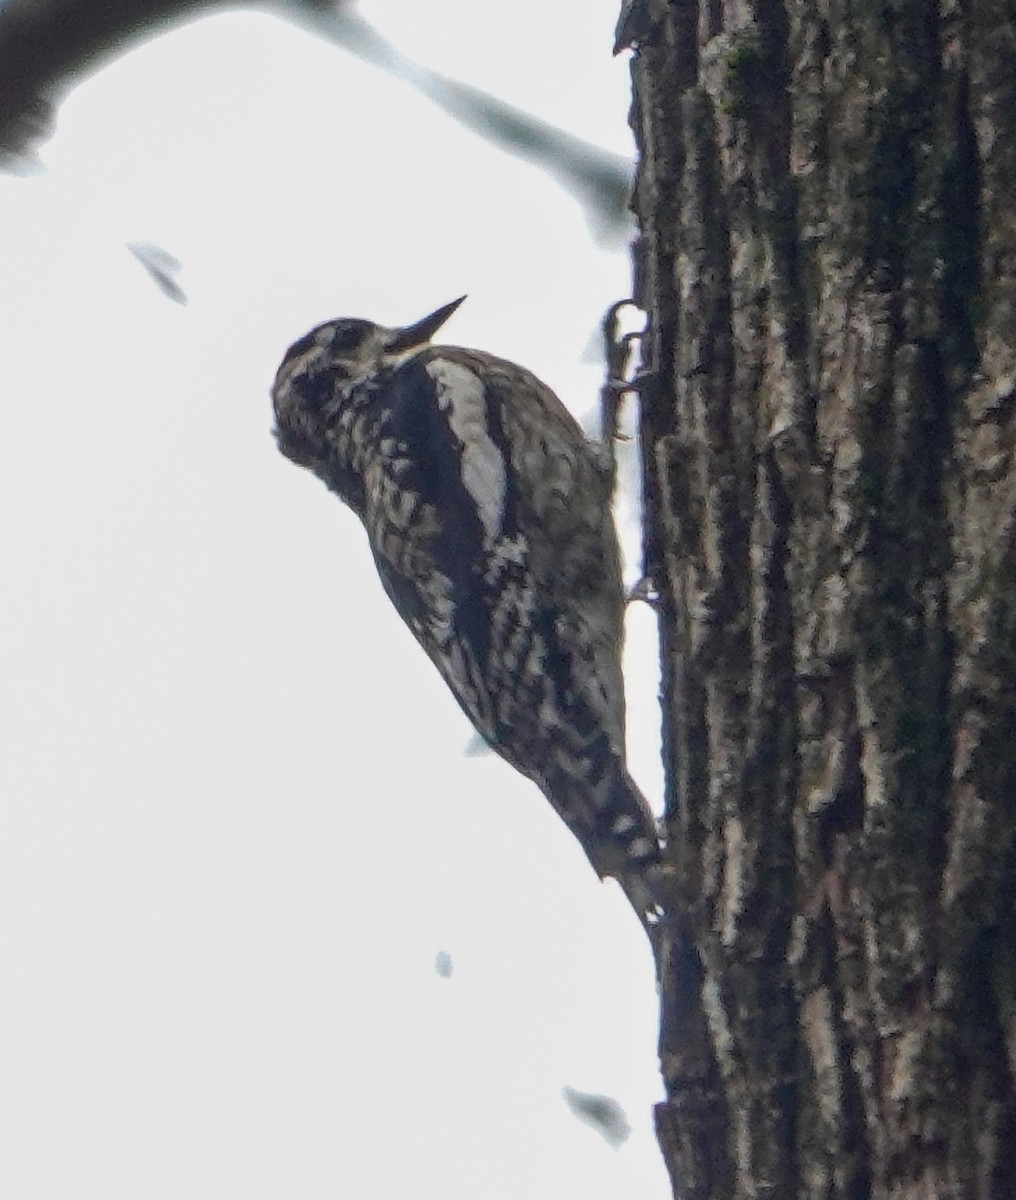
0 4 668 1196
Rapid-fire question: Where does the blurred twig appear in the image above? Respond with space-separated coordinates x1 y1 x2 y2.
0 0 633 241
295 6 633 244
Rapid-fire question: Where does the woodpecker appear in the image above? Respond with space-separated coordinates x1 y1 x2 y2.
271 297 661 924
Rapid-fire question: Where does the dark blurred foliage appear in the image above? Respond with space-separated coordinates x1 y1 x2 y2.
0 0 222 169
0 0 633 242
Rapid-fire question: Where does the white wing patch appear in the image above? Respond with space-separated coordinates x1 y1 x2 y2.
426 359 506 543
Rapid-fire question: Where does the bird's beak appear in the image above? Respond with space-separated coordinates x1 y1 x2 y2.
385 296 467 353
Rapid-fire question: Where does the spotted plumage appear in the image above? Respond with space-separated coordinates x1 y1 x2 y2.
271 297 661 923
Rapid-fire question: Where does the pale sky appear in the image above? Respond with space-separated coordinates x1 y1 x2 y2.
0 4 669 1196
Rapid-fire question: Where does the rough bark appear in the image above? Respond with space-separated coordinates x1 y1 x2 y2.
626 1 1016 1197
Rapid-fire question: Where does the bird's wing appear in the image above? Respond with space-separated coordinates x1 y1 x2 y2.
362 348 628 759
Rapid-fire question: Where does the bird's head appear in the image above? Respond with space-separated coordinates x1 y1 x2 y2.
271 295 466 470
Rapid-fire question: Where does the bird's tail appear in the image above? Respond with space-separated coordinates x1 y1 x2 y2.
552 759 664 932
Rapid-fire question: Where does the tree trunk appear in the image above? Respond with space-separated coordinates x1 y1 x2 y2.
625 1 1016 1196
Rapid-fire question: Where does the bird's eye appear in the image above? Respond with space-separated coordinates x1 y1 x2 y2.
292 369 337 409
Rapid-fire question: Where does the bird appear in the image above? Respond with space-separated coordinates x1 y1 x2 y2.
271 296 661 925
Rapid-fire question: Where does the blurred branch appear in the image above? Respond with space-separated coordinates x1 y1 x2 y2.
0 0 633 242
294 6 634 244
0 0 226 166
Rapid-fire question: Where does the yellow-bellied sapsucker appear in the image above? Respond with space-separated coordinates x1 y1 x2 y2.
271 297 661 924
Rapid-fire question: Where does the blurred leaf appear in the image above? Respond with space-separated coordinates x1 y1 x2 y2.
562 1086 631 1147
127 240 187 304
